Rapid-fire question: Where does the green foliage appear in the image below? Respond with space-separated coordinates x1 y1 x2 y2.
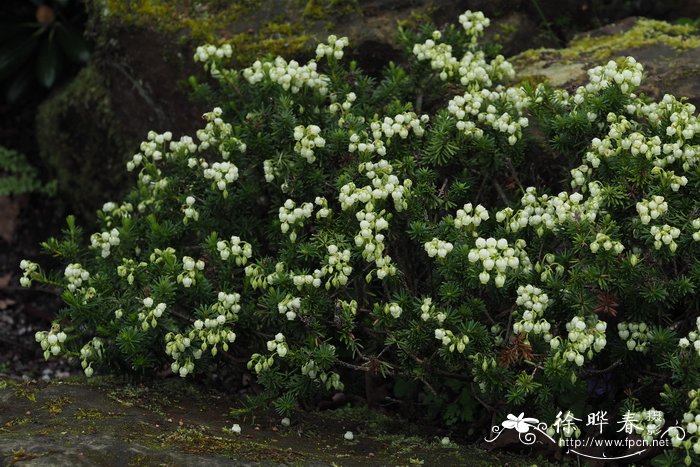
0 146 55 196
19 10 700 459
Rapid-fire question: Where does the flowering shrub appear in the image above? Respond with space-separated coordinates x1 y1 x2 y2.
20 10 700 461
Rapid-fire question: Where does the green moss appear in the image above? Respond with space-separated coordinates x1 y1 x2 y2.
564 18 700 60
102 0 261 43
227 21 313 66
44 396 72 415
301 0 359 20
13 383 37 402
75 408 119 420
397 4 439 30
98 0 362 67
0 416 34 432
516 18 700 66
160 426 306 462
11 448 41 463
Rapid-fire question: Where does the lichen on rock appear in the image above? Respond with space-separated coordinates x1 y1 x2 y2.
512 17 700 106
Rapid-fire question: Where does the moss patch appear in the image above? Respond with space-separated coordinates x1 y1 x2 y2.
43 396 71 415
515 18 700 66
102 0 261 43
567 19 700 60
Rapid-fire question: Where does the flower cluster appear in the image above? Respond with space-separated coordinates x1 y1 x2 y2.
693 218 700 241
315 34 349 60
651 166 688 191
278 294 302 321
412 36 457 81
263 159 278 182
454 203 489 234
348 132 386 156
467 237 530 287
329 92 356 115
293 124 325 163
19 259 39 287
583 57 643 95
216 235 253 265
99 201 134 227
512 284 552 341
278 199 314 242
370 112 428 141
166 317 237 376
193 43 233 64
177 256 205 288
90 228 120 258
193 43 233 78
197 107 246 158
589 233 624 254
497 187 600 236
314 196 331 219
79 337 104 377
353 208 395 279
138 297 167 331
550 317 607 366
637 196 668 224
379 302 403 319
458 10 490 45
317 245 353 289
116 258 146 285
424 238 453 259
301 359 344 391
412 26 513 87
669 389 700 455
267 333 289 358
419 297 446 323
203 160 239 197
679 317 700 356
126 130 173 172
339 160 411 212
650 224 681 252
447 87 529 144
182 196 199 223
618 322 651 352
35 325 67 360
339 160 412 280
434 328 470 353
243 57 329 95
64 263 90 292
212 291 242 320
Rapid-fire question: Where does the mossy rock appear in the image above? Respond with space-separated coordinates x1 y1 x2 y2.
36 65 135 221
512 17 700 106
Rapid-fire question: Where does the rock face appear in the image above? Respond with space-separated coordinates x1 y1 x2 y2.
512 17 700 106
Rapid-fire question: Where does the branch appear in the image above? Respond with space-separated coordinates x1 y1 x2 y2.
584 360 622 376
492 179 510 205
336 359 370 372
471 385 496 412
